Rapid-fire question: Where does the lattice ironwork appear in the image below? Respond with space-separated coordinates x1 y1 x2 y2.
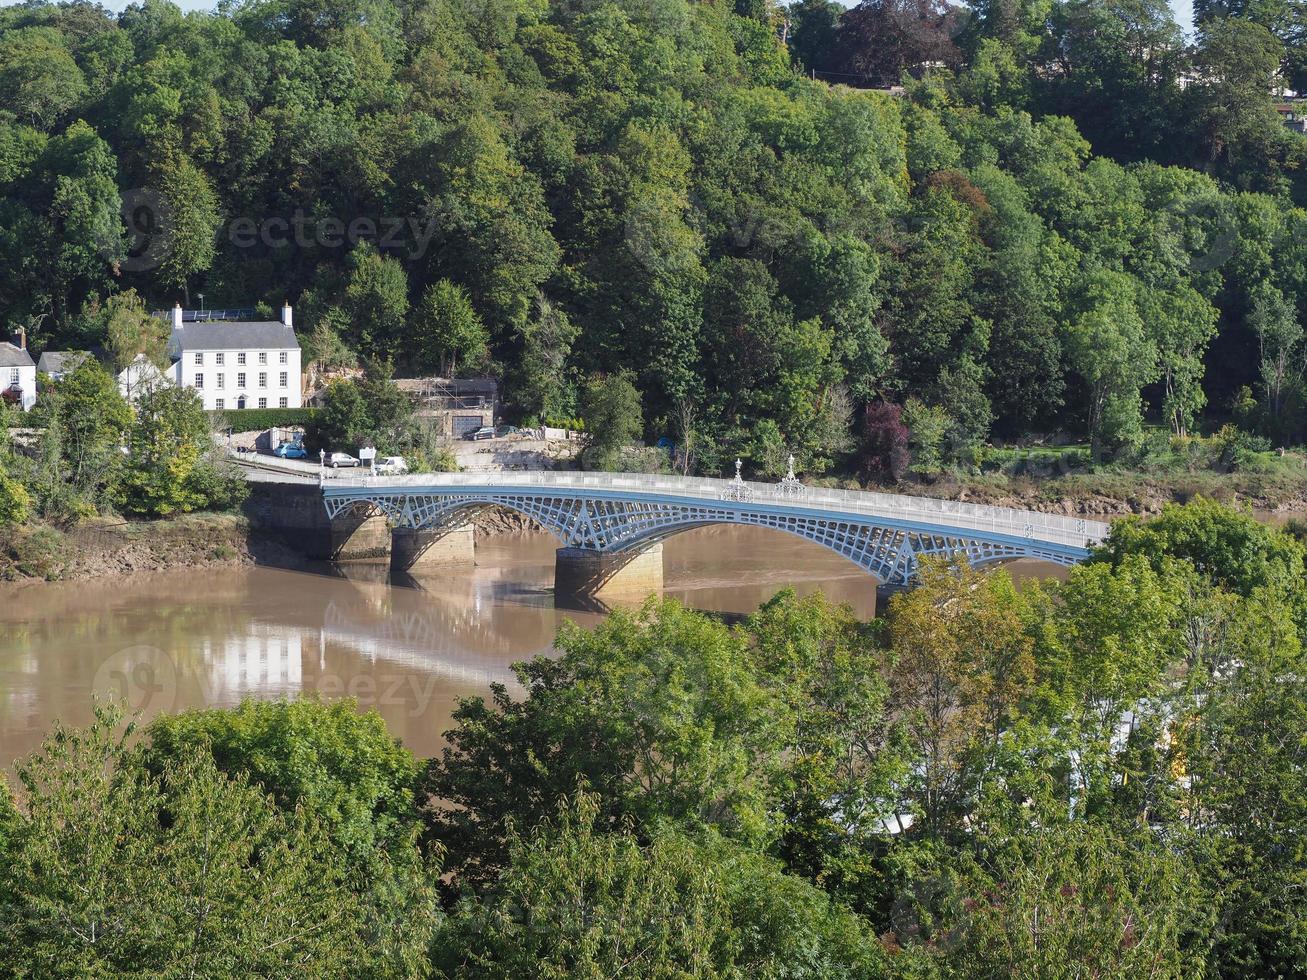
323 483 1091 587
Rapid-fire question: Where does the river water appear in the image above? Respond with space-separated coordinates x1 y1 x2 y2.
0 527 1062 766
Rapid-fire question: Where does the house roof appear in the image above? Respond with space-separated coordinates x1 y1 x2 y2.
36 350 91 375
169 320 299 357
0 343 34 368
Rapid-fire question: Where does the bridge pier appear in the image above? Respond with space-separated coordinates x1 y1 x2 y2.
391 523 476 573
554 544 663 601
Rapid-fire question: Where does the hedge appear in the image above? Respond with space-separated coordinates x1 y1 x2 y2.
211 408 320 432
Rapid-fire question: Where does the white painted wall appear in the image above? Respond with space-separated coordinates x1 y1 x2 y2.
4 364 36 411
172 346 303 410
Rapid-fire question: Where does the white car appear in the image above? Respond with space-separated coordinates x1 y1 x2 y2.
327 452 359 468
375 456 408 475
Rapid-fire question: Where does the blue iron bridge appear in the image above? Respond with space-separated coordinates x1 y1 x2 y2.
321 470 1110 587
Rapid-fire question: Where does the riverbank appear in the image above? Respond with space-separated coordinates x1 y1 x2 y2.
0 505 543 584
858 468 1307 519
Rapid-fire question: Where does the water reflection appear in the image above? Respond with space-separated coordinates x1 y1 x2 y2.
0 526 1063 766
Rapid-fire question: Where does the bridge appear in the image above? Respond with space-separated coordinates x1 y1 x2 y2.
319 467 1110 602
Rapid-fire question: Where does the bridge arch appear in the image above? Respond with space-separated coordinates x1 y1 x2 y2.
323 488 1090 588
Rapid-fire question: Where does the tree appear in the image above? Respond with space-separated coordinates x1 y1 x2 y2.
308 378 371 453
902 397 949 476
885 557 1036 835
434 793 891 978
859 399 909 482
117 385 242 516
0 705 368 975
516 293 578 422
1249 282 1302 426
1093 496 1307 600
422 599 788 890
578 371 643 471
1062 270 1158 460
939 824 1210 978
0 466 30 526
413 279 489 378
1190 18 1288 181
51 357 132 501
341 241 409 356
144 699 422 870
104 288 170 372
833 0 963 85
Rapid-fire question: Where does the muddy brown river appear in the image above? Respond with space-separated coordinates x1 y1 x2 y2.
0 526 1064 766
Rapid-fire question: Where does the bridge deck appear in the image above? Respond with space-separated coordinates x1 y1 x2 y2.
321 471 1109 552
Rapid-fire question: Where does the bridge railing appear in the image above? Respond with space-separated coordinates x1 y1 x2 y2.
325 470 1110 549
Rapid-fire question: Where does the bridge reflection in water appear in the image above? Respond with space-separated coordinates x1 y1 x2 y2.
0 527 1074 764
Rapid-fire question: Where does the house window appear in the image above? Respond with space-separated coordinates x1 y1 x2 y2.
258 372 267 388
237 372 246 387
215 352 224 366
279 352 288 364
216 373 224 388
194 373 203 388
237 353 246 365
215 398 225 409
194 352 203 365
258 397 267 408
279 372 288 388
278 397 288 408
8 368 17 384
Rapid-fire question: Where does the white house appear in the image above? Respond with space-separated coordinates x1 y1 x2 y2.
1 338 36 411
118 354 170 404
36 350 91 382
166 303 303 410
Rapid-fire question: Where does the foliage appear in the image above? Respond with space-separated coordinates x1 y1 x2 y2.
433 792 892 979
116 384 244 517
0 705 370 976
578 371 644 471
144 698 423 870
214 406 320 431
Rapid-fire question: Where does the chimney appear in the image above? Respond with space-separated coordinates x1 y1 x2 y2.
280 301 293 329
172 302 183 330
11 327 25 351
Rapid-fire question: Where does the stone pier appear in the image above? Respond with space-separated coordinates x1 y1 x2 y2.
390 523 476 573
554 544 663 600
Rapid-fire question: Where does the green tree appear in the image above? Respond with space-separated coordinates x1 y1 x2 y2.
422 598 787 890
1062 270 1158 460
578 371 644 471
939 824 1210 978
51 356 132 501
103 288 170 372
902 397 949 476
0 706 368 976
433 792 892 979
117 385 241 516
413 279 489 377
342 241 410 356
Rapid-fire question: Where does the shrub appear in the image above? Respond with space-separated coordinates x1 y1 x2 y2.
212 407 320 432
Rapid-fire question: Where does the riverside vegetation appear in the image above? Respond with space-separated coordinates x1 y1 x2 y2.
3 0 1307 497
1 498 1306 977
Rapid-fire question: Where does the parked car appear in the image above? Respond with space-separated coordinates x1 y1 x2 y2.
327 452 359 468
375 456 408 475
274 441 307 459
465 426 496 441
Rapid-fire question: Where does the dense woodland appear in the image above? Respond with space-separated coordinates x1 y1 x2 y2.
2 0 1307 478
1 499 1305 976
